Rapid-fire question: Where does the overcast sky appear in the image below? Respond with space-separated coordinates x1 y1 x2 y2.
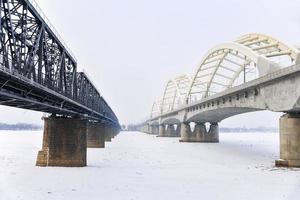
0 0 300 127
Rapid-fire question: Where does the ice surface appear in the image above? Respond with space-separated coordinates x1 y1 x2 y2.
0 131 300 200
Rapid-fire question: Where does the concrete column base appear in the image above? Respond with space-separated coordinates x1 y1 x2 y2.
111 127 116 138
36 117 87 167
155 126 159 135
176 125 181 137
112 127 119 137
275 114 300 168
180 123 219 143
157 124 166 137
87 122 105 148
158 124 178 137
105 125 112 142
165 125 178 137
179 122 191 142
149 125 158 135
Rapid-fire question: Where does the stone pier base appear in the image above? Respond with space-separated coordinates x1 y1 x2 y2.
87 122 105 148
176 125 181 137
180 122 219 143
105 125 112 142
158 124 179 137
275 114 300 167
157 124 165 137
150 125 159 135
111 127 116 139
166 125 176 137
157 124 178 137
36 117 87 167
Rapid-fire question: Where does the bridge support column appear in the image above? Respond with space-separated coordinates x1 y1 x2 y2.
87 122 105 148
148 125 152 134
156 125 159 135
276 114 300 167
180 122 219 143
158 124 165 137
179 122 191 141
111 127 116 138
153 125 159 135
105 125 112 142
165 125 176 137
145 125 150 134
141 125 149 133
176 124 181 137
36 117 87 167
207 123 219 142
149 125 154 135
112 127 119 137
149 125 155 135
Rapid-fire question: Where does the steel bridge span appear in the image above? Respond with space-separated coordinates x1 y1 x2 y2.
0 0 120 167
140 33 300 168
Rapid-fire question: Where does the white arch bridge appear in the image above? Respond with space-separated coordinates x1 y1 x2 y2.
140 33 300 168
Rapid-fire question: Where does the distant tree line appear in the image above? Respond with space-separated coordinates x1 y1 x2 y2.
0 123 42 130
220 126 278 133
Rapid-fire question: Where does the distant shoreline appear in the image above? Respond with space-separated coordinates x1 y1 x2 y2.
219 127 278 133
0 123 42 131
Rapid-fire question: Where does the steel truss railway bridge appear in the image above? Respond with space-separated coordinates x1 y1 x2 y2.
140 33 300 168
0 0 120 167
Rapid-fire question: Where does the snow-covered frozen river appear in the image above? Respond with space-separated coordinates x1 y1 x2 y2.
0 130 300 200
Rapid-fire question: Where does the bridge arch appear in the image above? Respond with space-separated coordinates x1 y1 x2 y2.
150 100 162 118
161 74 192 113
187 33 300 103
161 117 182 125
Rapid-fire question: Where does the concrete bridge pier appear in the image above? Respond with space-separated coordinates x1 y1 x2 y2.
158 124 166 137
112 127 120 137
87 122 105 148
149 125 158 135
147 125 151 134
179 122 191 141
165 124 177 137
159 124 177 137
144 125 150 134
36 116 87 167
105 125 112 142
180 122 219 143
276 114 300 167
154 125 159 135
207 123 219 142
194 123 207 141
146 125 151 134
155 125 159 135
176 124 181 137
111 127 116 139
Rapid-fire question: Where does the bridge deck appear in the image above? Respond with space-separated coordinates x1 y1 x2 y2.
150 64 300 121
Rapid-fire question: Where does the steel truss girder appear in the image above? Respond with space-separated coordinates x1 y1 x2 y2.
0 0 119 125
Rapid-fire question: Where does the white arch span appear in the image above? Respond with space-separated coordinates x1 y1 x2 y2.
186 33 300 103
161 74 192 113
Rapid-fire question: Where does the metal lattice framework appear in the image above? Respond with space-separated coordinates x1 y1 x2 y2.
0 0 118 124
187 33 300 103
152 33 300 116
160 74 192 113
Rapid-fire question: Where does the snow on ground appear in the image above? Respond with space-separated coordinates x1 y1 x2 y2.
0 130 300 200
